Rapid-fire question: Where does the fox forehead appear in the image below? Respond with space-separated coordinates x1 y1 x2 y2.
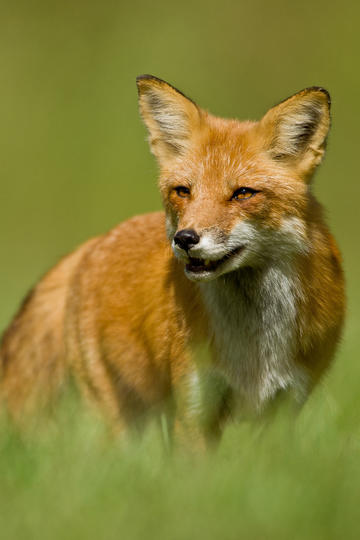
160 118 306 198
162 118 257 179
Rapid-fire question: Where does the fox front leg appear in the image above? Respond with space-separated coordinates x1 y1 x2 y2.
170 366 232 453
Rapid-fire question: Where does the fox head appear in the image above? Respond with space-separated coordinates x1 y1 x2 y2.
137 75 331 282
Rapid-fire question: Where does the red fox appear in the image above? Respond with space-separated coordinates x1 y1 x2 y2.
0 75 345 448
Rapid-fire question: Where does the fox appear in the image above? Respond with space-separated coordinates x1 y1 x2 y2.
0 75 345 449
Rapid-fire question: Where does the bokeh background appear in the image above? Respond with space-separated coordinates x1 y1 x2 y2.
1 1 360 538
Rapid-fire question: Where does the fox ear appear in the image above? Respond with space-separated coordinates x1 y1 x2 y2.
260 87 331 178
136 75 201 165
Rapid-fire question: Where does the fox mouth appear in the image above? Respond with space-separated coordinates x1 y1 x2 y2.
185 246 245 274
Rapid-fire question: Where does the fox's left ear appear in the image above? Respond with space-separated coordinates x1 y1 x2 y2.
136 75 201 166
259 87 331 179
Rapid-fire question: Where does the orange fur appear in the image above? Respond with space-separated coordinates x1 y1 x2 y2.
0 76 345 448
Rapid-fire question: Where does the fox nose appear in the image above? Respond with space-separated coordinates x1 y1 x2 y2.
174 229 200 251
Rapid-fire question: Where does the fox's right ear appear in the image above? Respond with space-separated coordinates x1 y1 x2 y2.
136 75 201 165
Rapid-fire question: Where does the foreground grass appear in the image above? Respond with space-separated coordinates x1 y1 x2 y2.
0 339 359 540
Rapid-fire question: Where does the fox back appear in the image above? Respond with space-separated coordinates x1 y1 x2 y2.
0 76 345 448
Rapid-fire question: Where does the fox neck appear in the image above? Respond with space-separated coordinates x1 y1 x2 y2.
198 261 308 411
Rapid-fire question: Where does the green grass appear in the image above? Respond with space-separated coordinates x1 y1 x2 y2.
0 337 359 540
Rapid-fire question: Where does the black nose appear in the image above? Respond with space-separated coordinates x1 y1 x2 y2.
174 229 200 251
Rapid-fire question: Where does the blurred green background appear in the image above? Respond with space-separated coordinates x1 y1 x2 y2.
1 0 360 538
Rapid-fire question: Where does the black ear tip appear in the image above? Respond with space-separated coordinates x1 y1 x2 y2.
135 76 197 106
305 86 331 108
136 75 171 96
136 74 166 85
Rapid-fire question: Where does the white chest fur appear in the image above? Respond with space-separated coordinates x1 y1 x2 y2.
199 264 308 411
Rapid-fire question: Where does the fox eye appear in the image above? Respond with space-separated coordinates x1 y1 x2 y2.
174 186 190 198
231 187 258 201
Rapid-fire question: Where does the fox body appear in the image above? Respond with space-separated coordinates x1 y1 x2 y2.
0 76 345 448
